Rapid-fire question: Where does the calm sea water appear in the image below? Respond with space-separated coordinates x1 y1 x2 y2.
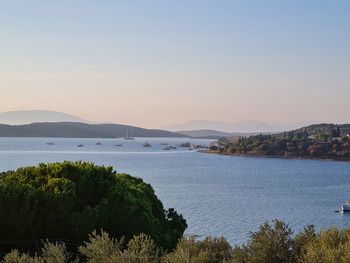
1 137 350 244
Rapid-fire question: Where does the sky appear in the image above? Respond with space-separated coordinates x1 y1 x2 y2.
0 0 349 128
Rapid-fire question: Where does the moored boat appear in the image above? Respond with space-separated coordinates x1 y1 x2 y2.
341 200 350 212
124 128 135 140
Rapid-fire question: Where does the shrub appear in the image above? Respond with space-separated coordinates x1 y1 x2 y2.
232 220 293 263
302 227 350 263
2 242 70 263
78 230 123 262
162 236 232 263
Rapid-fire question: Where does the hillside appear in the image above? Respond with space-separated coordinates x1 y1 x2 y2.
278 123 350 137
209 123 350 161
0 122 185 138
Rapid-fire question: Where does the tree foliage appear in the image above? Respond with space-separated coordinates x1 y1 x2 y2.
0 161 187 252
4 222 350 263
217 124 350 160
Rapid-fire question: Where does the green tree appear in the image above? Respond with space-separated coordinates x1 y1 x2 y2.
0 161 187 252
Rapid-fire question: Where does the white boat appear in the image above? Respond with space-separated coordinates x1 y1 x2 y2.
124 128 135 140
341 200 350 212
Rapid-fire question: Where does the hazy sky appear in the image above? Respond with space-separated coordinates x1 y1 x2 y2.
0 1 349 128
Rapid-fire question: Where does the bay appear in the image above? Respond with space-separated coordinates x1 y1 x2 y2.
1 137 350 244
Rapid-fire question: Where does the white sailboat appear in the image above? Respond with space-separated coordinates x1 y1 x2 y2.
342 200 350 212
124 127 135 140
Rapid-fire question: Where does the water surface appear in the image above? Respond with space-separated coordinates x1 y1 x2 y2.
1 137 350 244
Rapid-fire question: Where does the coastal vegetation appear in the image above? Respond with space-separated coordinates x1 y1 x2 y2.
3 220 350 263
210 124 350 161
0 162 187 253
2 162 350 262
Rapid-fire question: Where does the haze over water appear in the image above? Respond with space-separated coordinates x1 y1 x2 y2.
1 1 350 127
1 137 350 244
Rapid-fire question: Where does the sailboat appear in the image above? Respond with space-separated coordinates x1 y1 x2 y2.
124 127 135 140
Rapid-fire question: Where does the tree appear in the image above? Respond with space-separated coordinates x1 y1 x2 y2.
0 161 187 252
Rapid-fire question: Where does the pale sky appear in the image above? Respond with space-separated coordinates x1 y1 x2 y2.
0 0 349 128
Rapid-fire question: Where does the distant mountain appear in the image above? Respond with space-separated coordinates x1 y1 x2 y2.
0 110 87 125
176 129 252 139
164 120 314 133
0 122 185 138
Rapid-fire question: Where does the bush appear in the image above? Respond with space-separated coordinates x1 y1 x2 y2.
3 242 70 263
232 220 293 263
0 161 187 252
291 225 316 262
5 222 350 263
78 230 123 262
162 236 232 263
302 227 350 263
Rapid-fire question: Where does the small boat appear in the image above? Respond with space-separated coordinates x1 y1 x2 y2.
342 200 350 212
169 146 176 150
115 144 123 147
77 144 84 147
124 128 135 140
96 142 102 145
46 142 55 145
143 142 152 147
163 146 171 151
179 142 191 148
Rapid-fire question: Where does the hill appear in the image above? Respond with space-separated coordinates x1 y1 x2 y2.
0 110 86 125
0 122 185 138
164 120 313 133
209 123 350 161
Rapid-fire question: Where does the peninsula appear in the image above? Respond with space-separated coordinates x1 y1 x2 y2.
207 124 350 161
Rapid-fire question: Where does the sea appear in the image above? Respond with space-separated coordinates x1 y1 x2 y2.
1 137 350 245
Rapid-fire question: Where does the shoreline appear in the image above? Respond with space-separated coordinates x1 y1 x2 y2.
200 150 350 163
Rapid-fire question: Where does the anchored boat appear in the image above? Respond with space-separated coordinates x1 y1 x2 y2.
341 200 350 212
124 128 135 140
